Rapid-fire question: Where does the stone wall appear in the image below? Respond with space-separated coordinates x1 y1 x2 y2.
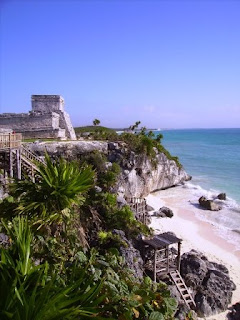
0 112 60 131
0 95 76 140
32 95 64 112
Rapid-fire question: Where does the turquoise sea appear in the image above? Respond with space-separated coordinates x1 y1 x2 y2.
156 128 240 249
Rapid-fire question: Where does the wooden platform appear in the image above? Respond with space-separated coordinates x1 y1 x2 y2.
0 133 22 150
142 233 182 281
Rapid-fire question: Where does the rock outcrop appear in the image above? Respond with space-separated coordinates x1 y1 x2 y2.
217 193 226 200
180 250 236 317
228 302 240 320
27 140 191 198
109 142 191 197
198 196 222 211
112 230 144 279
153 206 174 218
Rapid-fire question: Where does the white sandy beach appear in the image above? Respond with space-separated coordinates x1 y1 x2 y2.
146 186 240 320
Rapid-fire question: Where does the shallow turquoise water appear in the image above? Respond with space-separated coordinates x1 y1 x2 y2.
158 128 240 204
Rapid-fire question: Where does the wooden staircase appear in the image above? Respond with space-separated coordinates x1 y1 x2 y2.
0 133 46 181
20 146 46 181
169 270 196 309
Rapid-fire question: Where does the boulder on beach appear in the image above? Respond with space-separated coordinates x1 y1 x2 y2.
217 193 226 200
146 204 154 212
180 250 236 318
228 302 240 320
153 206 174 218
198 196 221 211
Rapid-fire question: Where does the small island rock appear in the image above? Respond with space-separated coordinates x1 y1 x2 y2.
217 193 226 200
199 196 221 211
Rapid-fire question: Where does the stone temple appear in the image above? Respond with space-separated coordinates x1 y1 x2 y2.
0 95 76 140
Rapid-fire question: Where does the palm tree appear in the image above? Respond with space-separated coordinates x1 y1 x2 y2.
10 153 94 225
93 119 100 126
129 120 141 131
155 133 163 143
147 130 154 139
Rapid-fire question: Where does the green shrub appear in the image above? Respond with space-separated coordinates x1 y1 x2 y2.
119 131 182 168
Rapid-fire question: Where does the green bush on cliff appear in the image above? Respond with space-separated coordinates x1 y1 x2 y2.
119 131 182 168
75 123 182 168
0 218 177 319
0 153 177 319
75 125 118 141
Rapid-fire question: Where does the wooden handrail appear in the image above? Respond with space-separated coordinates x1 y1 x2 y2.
21 145 46 166
0 133 22 149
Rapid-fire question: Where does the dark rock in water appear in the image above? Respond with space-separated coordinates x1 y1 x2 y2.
228 302 240 320
180 250 236 317
199 196 222 211
112 229 144 280
154 206 174 218
217 193 226 200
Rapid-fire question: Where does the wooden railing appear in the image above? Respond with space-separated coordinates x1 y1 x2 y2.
0 133 22 150
21 145 46 166
126 197 147 224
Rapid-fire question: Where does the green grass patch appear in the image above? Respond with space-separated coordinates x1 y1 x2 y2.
74 126 116 134
23 138 59 142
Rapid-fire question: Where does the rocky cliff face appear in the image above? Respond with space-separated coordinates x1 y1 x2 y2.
181 250 236 317
108 142 190 197
27 140 191 197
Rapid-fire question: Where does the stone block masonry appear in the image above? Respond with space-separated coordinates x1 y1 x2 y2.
0 95 76 140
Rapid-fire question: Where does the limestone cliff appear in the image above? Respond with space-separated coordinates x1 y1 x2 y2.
27 140 191 197
107 142 191 197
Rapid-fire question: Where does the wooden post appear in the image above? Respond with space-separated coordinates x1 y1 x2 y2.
31 166 35 183
166 246 169 273
9 150 13 178
154 249 157 282
16 148 21 180
177 241 182 271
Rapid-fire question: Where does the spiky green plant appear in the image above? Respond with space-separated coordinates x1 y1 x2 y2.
0 217 106 320
9 153 94 224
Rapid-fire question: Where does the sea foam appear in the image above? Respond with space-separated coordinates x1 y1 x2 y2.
181 182 240 250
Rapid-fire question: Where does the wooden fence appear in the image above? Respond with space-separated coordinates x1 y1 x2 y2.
0 133 22 150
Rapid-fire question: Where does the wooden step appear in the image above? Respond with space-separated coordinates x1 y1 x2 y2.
169 270 196 309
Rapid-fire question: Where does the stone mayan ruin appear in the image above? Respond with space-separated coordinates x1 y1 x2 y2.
0 95 76 140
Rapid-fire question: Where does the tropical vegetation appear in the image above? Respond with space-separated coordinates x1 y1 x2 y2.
0 136 179 318
74 121 181 168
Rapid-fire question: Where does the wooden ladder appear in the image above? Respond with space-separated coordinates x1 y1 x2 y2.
169 270 196 309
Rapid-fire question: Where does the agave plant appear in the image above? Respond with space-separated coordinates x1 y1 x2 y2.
0 217 107 320
9 153 94 225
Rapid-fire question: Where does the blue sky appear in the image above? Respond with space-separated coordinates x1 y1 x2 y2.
0 0 239 128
